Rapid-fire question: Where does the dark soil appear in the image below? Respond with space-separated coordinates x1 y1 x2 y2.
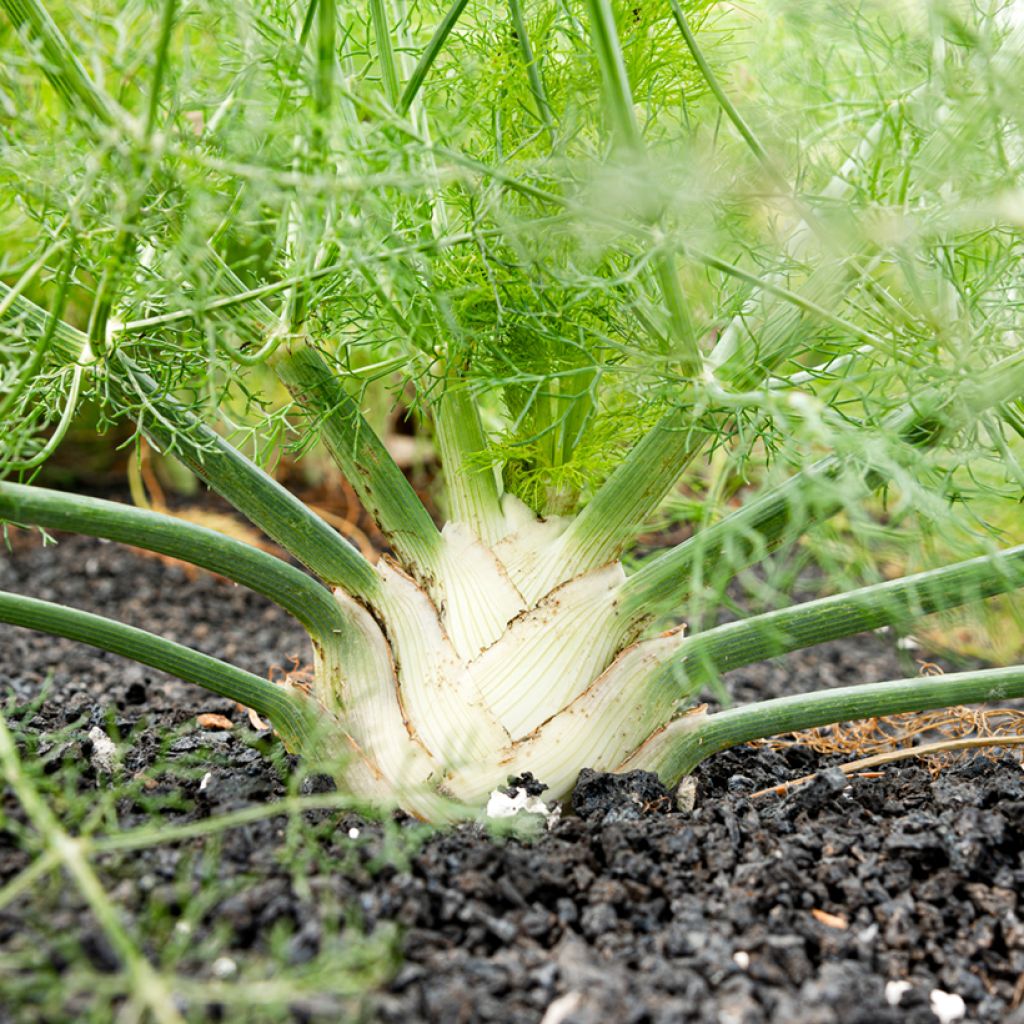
2 530 1023 1023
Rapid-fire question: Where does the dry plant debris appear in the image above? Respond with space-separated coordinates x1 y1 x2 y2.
810 909 849 930
196 713 234 731
267 657 316 696
752 704 1024 776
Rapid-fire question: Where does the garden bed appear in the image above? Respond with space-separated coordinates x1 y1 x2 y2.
1 531 1023 1023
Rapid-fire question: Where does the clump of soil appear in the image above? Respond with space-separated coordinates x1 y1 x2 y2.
571 768 675 823
2 532 1023 1023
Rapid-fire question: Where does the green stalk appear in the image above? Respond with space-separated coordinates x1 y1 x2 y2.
583 0 699 373
583 0 641 149
621 349 1024 618
520 365 600 516
0 591 324 755
652 257 699 371
299 0 319 45
397 0 469 115
620 455 836 617
369 0 400 106
145 0 177 137
0 276 380 599
656 666 1024 781
0 0 119 126
272 342 442 577
315 0 336 118
507 0 555 140
112 355 381 600
677 544 1024 687
0 482 346 651
433 383 505 544
557 402 706 573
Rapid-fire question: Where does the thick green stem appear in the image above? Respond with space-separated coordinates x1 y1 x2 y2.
584 0 641 150
272 342 442 577
369 0 400 106
652 255 699 371
0 591 324 755
0 482 346 651
145 0 177 137
620 455 836 617
583 0 700 373
315 0 335 118
0 0 119 125
658 665 1024 781
433 384 505 544
507 0 555 139
0 286 379 598
111 355 381 600
676 544 1024 688
557 402 707 574
622 349 1024 619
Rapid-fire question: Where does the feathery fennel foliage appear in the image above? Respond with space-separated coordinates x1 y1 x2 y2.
1 0 1023 818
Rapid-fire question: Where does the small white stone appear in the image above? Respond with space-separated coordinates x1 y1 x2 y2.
199 772 212 792
347 827 360 839
211 956 237 979
174 921 192 936
539 991 582 1024
884 980 912 1007
929 989 966 1024
895 635 921 651
733 951 750 969
676 776 698 813
485 786 561 828
87 727 118 775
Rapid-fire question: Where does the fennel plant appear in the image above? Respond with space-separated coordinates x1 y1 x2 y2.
1 0 1023 819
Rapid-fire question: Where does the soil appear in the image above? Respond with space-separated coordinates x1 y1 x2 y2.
2 528 1023 1023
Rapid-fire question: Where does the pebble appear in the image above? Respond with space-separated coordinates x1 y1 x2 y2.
86 726 118 775
930 990 966 1024
211 957 237 979
486 784 561 828
885 980 913 1006
539 992 583 1024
